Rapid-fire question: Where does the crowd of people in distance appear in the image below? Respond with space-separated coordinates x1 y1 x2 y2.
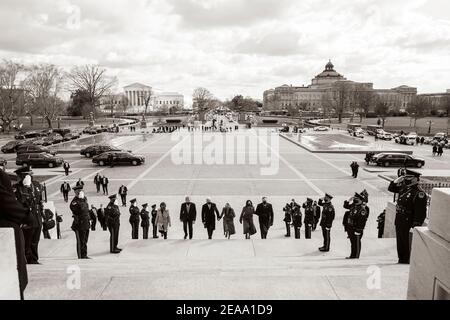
432 143 445 157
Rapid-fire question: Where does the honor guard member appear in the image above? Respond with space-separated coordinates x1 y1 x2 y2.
14 166 44 264
140 203 150 239
151 204 158 238
60 181 71 202
291 202 303 239
302 198 315 239
105 194 122 254
318 193 335 252
343 192 369 259
129 198 140 239
70 185 91 259
283 203 292 237
377 210 386 238
388 170 427 264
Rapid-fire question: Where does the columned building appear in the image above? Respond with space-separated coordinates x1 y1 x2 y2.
420 89 450 112
153 92 184 109
263 61 417 113
124 83 153 113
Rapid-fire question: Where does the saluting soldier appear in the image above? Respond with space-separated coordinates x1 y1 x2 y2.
302 198 315 239
318 193 335 252
129 198 140 239
291 201 303 239
343 192 369 259
105 194 122 254
60 181 71 202
151 204 158 238
14 167 44 265
312 201 321 231
388 170 427 264
70 185 91 259
140 203 150 239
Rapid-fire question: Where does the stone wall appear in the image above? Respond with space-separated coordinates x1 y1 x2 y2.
0 228 21 300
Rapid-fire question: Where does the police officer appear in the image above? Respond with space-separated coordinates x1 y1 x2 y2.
14 167 44 264
318 193 335 252
302 198 314 239
105 194 122 254
60 181 71 202
70 185 91 259
388 170 427 264
343 192 369 259
377 210 386 239
140 203 150 239
283 203 292 237
151 204 158 238
312 201 321 231
129 198 140 239
291 202 302 239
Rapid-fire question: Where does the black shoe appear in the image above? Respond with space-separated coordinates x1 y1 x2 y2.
81 256 91 259
346 256 356 259
115 248 122 252
398 260 410 264
184 235 187 240
285 234 290 237
111 250 121 254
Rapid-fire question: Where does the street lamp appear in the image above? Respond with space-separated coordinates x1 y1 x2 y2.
428 120 434 135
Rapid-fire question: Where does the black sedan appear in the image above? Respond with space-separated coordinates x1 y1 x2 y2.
1 140 35 153
17 144 56 155
371 153 425 168
80 145 122 158
16 153 63 168
92 152 145 167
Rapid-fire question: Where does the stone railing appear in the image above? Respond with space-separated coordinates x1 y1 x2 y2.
0 228 21 300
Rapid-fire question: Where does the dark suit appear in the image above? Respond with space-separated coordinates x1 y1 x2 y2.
119 186 128 206
60 182 71 202
101 177 109 195
180 202 197 239
255 202 274 239
0 171 29 299
201 203 219 239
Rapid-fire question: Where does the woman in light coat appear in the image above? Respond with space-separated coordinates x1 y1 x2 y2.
155 202 171 239
240 200 257 239
219 203 236 239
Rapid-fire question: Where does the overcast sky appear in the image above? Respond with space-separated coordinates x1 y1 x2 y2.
1 0 449 104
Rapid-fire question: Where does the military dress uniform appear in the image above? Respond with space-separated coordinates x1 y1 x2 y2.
283 204 292 237
395 185 427 264
303 199 315 239
140 204 150 239
319 194 335 252
69 189 90 259
129 199 140 239
15 173 44 264
105 195 121 254
343 194 369 259
291 205 303 239
151 205 158 238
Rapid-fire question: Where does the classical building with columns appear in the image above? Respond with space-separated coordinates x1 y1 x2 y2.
124 83 153 113
263 61 417 113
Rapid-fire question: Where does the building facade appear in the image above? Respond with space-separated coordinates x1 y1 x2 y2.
153 92 184 109
419 89 450 112
122 83 184 113
263 61 417 113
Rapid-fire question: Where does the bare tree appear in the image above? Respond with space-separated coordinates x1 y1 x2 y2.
331 81 353 123
354 88 375 122
407 96 431 130
24 64 65 129
193 87 215 121
374 99 389 128
0 60 27 132
320 91 335 123
66 65 117 114
140 90 153 117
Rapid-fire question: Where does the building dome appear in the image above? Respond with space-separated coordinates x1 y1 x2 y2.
315 60 343 79
325 60 334 71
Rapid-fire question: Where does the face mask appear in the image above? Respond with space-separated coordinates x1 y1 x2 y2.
78 191 85 199
23 175 32 187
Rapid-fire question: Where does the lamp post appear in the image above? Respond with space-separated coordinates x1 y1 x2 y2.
428 120 434 135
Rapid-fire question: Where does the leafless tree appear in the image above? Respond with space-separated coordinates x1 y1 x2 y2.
140 90 153 117
320 92 335 123
24 64 66 129
66 65 117 114
354 88 375 122
407 96 431 130
193 87 215 121
0 60 27 132
331 81 353 123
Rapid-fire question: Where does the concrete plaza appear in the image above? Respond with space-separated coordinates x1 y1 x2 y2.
19 129 450 300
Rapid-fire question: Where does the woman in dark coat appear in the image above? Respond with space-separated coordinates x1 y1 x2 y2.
0 170 29 300
239 200 257 239
219 203 236 239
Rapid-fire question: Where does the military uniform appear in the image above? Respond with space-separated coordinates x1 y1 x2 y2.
15 177 44 264
319 194 335 252
291 204 302 239
283 204 292 237
303 199 315 239
377 211 386 239
129 199 140 239
70 192 90 259
343 194 369 259
140 204 150 239
151 205 158 238
395 185 427 264
105 195 121 253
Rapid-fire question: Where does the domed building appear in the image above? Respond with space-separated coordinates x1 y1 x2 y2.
263 61 417 113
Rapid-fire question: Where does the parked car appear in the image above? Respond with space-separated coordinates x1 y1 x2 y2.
53 128 71 136
17 144 56 155
377 131 393 140
32 138 46 146
92 152 145 167
433 132 448 142
2 140 24 153
63 133 78 141
80 145 122 158
14 131 41 140
16 153 63 168
353 129 365 138
372 153 425 168
313 126 329 132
